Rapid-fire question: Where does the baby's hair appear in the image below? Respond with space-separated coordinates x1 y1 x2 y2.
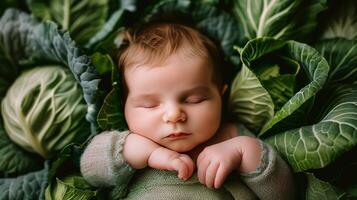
117 22 225 101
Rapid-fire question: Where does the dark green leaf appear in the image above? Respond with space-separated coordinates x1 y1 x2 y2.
97 87 126 131
0 8 37 67
143 0 241 64
191 2 241 59
0 164 49 200
262 74 297 112
305 173 349 200
0 120 43 174
265 84 357 172
90 53 115 75
312 146 357 198
320 0 357 40
85 9 124 51
315 38 357 85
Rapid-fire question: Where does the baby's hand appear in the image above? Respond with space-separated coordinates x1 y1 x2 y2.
148 147 195 181
197 136 261 189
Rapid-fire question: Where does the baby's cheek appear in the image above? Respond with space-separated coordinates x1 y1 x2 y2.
126 111 147 131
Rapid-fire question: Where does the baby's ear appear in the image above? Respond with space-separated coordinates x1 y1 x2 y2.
221 84 228 95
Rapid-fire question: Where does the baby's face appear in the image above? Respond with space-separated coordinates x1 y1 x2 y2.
124 55 222 152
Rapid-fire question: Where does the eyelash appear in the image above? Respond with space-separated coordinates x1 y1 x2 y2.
184 96 207 104
136 96 207 108
139 104 159 108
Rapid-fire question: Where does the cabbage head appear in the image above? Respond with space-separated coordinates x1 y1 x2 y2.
1 66 90 158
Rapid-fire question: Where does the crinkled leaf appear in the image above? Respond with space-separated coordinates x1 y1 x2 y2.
253 54 300 112
0 9 101 134
1 66 89 158
229 64 274 133
45 175 96 200
230 38 329 135
27 0 108 45
265 85 357 172
229 38 284 133
0 164 49 200
315 38 357 85
320 0 357 40
305 173 349 200
0 119 43 174
259 39 329 136
29 20 101 132
231 0 327 45
262 74 297 112
0 48 17 99
97 87 127 131
0 8 37 67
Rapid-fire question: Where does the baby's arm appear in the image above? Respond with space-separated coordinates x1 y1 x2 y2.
123 133 195 180
197 132 261 188
197 123 296 199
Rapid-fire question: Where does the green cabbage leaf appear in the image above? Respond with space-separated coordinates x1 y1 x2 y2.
229 38 329 135
0 8 100 173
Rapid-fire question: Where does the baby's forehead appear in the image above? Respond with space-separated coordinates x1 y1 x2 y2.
126 49 213 71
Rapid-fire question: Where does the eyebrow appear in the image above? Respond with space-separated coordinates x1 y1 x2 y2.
129 94 158 103
181 86 211 96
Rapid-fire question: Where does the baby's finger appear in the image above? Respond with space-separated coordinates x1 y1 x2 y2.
196 151 206 167
205 161 219 189
180 156 195 178
214 164 230 189
197 159 210 185
173 159 188 180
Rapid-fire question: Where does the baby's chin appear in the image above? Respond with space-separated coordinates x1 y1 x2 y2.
164 142 197 153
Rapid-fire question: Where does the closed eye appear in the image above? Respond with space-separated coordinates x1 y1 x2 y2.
139 103 159 108
135 101 160 108
184 96 207 104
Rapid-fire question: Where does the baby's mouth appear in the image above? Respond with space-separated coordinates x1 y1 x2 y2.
165 132 191 139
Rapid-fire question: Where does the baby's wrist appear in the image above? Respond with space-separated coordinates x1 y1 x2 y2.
123 133 159 169
235 136 262 173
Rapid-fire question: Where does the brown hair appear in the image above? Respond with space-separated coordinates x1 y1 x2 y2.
117 22 225 101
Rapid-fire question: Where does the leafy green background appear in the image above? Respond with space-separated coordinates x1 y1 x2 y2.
0 0 356 199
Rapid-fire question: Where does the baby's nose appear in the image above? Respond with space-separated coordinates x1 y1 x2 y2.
162 104 186 123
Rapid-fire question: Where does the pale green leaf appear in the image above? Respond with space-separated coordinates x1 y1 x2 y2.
27 0 108 45
231 0 327 44
229 64 274 133
45 175 96 200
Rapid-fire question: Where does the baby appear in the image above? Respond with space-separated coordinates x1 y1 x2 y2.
81 22 295 199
